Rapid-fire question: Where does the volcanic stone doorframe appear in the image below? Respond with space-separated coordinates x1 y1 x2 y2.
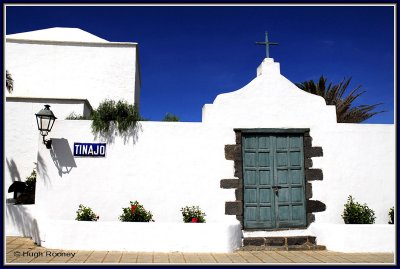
221 128 326 230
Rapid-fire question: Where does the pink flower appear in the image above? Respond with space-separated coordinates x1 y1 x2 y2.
131 205 137 214
191 218 198 223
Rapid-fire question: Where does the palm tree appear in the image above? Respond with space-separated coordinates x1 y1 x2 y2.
296 76 385 123
6 70 14 93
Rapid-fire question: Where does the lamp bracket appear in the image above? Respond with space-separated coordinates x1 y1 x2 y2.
42 136 52 149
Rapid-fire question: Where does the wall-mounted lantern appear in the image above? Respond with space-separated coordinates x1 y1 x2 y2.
35 105 57 149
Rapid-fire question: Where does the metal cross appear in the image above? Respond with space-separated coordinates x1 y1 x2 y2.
256 32 278 58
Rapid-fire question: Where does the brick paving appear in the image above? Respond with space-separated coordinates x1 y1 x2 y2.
5 236 395 264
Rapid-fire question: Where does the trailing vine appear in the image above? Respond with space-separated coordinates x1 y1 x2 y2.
91 99 140 134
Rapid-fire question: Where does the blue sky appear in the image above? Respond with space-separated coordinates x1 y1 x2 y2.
5 4 395 123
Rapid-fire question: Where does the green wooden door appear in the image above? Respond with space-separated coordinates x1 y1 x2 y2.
243 133 306 229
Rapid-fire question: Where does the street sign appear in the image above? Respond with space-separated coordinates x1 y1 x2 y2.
73 143 106 157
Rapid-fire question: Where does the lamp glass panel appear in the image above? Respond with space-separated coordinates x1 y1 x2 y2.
48 118 55 132
35 116 41 131
41 117 51 131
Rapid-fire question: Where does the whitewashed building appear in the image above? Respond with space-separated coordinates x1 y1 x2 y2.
5 27 141 201
5 28 395 254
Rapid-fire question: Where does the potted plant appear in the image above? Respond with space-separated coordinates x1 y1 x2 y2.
75 204 99 221
119 201 154 222
181 206 206 223
341 195 375 224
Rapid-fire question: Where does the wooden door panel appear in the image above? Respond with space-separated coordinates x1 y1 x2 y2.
290 152 301 166
290 169 302 184
277 169 288 184
243 133 306 229
259 170 272 185
276 152 288 166
274 134 306 228
244 170 257 185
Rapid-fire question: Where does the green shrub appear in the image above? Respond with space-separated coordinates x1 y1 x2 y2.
15 166 36 205
75 204 99 221
181 206 206 223
115 100 140 131
25 168 36 193
119 201 154 222
162 113 180 122
389 207 394 224
66 112 87 120
91 99 140 134
341 195 376 224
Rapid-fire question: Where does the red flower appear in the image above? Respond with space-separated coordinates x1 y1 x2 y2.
191 218 198 223
131 205 137 214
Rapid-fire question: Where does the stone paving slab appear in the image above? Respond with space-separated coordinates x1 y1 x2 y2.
5 236 395 264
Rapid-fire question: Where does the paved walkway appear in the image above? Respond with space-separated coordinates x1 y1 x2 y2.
5 237 395 264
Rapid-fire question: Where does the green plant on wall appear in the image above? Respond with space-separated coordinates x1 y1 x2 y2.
91 99 141 134
15 165 36 205
388 207 394 224
162 113 180 122
65 112 88 120
25 168 36 193
115 100 140 131
75 204 99 221
341 195 376 224
180 206 206 223
119 201 154 222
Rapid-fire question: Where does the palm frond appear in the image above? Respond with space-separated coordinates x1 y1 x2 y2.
297 75 385 123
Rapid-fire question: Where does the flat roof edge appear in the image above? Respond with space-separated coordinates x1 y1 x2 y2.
6 96 93 111
6 38 138 47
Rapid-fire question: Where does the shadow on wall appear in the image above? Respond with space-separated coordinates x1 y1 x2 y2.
6 205 40 243
93 122 143 146
49 138 77 177
6 158 21 182
122 122 143 145
37 153 51 186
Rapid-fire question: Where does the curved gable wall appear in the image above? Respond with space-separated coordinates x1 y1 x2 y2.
202 58 337 128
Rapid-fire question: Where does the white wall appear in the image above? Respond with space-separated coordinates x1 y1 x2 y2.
4 30 141 206
4 99 90 201
244 223 395 253
5 40 140 109
311 223 395 253
202 58 338 128
35 121 238 223
312 124 395 224
201 58 394 224
5 205 39 238
32 59 395 227
34 121 395 226
6 58 395 253
37 220 242 253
